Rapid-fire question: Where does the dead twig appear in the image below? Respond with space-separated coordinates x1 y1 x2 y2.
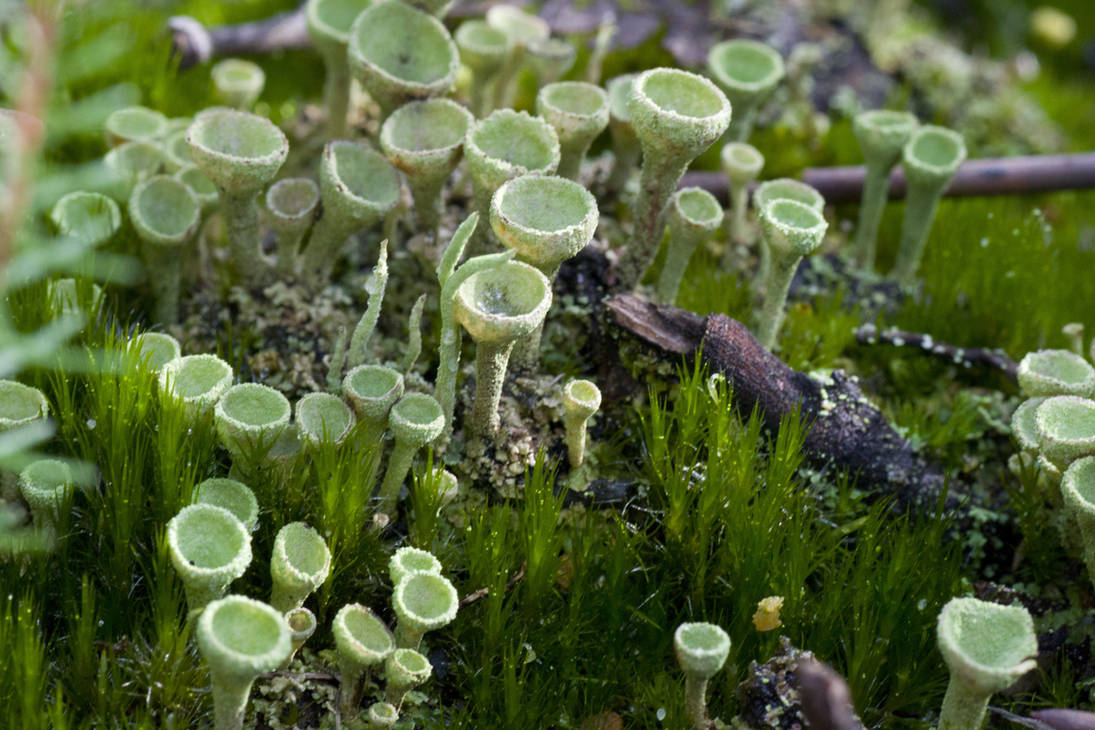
459 564 526 607
855 324 1018 380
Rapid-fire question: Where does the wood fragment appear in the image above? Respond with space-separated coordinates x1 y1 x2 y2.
797 658 865 730
606 294 946 510
855 324 1018 380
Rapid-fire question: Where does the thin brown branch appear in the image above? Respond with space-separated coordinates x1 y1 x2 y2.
855 324 1018 380
459 564 526 607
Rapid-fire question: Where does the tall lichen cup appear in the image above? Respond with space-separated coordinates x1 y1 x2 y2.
305 0 372 138
720 142 764 245
890 125 966 286
377 393 445 519
617 68 731 289
454 260 552 437
674 622 731 730
18 459 74 532
756 199 828 350
657 187 723 304
283 607 317 668
186 108 289 287
347 0 459 121
563 379 601 470
936 597 1037 730
167 503 252 611
751 177 824 295
214 383 292 466
343 364 405 442
384 648 432 710
129 175 201 324
104 105 167 147
196 595 291 730
296 392 355 447
490 174 597 367
379 98 473 242
266 177 319 277
194 477 259 533
605 74 640 194
131 331 181 373
301 141 400 288
159 354 234 421
454 20 509 117
211 58 265 110
270 521 332 613
527 37 576 88
1017 349 1095 398
464 109 560 247
1061 457 1095 590
50 191 121 247
1034 395 1095 469
333 604 395 721
536 81 609 181
104 141 164 199
851 110 917 270
389 546 442 586
392 570 458 649
176 165 219 215
485 4 549 111
706 39 784 142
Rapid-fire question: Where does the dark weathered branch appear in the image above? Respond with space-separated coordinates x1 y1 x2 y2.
855 324 1018 380
606 294 946 510
682 152 1095 205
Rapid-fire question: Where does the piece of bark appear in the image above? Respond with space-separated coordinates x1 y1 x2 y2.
682 152 1095 205
606 294 945 510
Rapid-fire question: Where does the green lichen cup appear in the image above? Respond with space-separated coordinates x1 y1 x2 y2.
104 140 163 199
756 198 828 350
890 125 966 286
367 701 399 728
527 37 576 87
131 331 181 373
194 477 259 533
536 81 609 181
161 129 193 172
306 0 373 138
618 67 731 289
50 191 121 247
1017 349 1095 398
454 260 552 437
175 165 219 215
128 175 201 324
389 546 442 585
1034 395 1095 468
751 177 824 295
379 98 473 241
464 109 560 247
851 110 918 270
283 606 317 668
347 0 459 120
196 595 290 730
266 177 320 277
605 74 640 194
484 4 549 111
720 142 764 245
657 187 723 305
706 39 784 142
674 622 731 730
454 20 509 117
167 503 252 611
333 603 395 721
377 393 444 519
186 108 289 286
0 380 50 433
392 570 458 649
1061 456 1095 590
270 521 332 612
936 597 1037 730
18 459 74 532
301 141 400 287
214 383 292 465
384 647 432 710
159 353 234 421
295 391 355 447
211 58 265 110
342 364 405 441
104 105 167 147
563 379 601 470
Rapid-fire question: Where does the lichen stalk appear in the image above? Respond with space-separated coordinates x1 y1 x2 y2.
377 440 415 518
470 339 512 437
684 675 710 730
729 182 751 244
853 161 890 270
756 256 796 350
890 178 944 286
938 673 990 730
617 152 688 289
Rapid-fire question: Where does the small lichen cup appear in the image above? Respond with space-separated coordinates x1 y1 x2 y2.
617 68 731 289
485 4 549 111
935 596 1037 730
347 0 459 121
720 142 764 245
305 0 372 138
283 606 317 668
266 177 319 277
706 40 784 142
0 379 50 434
128 175 201 324
454 260 552 437
1034 395 1095 469
194 477 259 532
301 141 400 287
464 109 560 248
18 459 74 532
167 503 252 611
377 393 445 519
527 37 576 87
175 165 219 215
750 177 824 296
674 622 731 730
211 58 266 110
50 191 121 248
384 647 432 710
161 130 193 172
367 701 399 728
1061 456 1095 590
890 125 966 286
104 105 167 147
214 383 292 465
104 140 164 199
389 546 442 585
851 109 918 270
131 331 181 373
756 198 828 350
454 20 509 117
657 187 723 304
1017 349 1095 398
605 74 640 194
563 379 601 470
535 81 608 181
392 570 459 649
296 391 355 447
186 108 289 287
270 521 332 612
159 353 234 421
333 603 395 721
379 98 473 242
196 595 291 730
343 364 405 442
